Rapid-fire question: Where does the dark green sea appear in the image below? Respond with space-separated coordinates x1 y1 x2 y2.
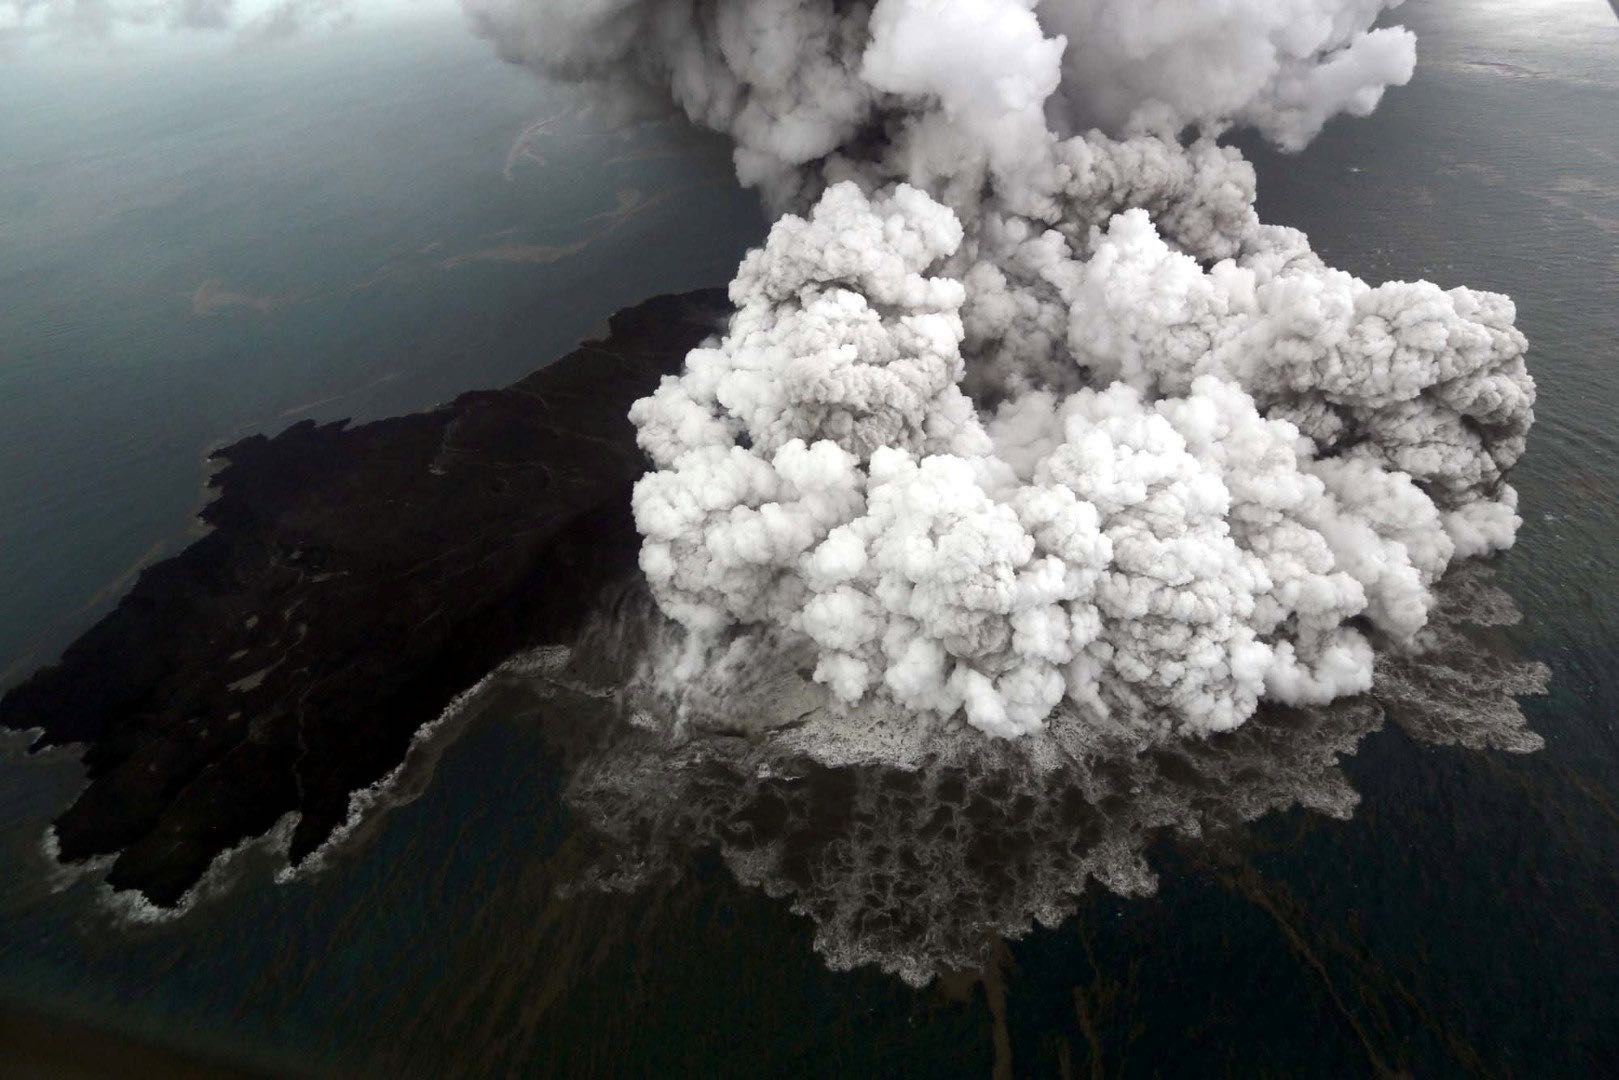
1 2 1616 1075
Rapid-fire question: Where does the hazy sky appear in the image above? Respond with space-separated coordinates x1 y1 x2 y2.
1 0 458 57
10 0 1614 70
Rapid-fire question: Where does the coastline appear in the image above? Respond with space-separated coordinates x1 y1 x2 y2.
0 289 728 908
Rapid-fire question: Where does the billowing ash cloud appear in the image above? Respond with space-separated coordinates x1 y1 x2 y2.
471 0 1535 742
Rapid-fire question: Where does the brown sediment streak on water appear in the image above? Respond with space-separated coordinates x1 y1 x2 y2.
1486 754 1619 834
1055 1036 1075 1080
1221 863 1400 1077
1071 922 1140 1080
1564 767 1619 827
983 938 1014 1080
1221 861 1499 1079
1071 988 1105 1079
1070 988 1100 1080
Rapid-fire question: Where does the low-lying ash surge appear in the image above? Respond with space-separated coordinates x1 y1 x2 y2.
541 564 1545 986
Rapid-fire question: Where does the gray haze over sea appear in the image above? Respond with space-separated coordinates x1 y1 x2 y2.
1 1 1616 1074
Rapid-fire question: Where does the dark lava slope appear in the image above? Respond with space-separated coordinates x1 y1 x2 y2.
0 289 728 906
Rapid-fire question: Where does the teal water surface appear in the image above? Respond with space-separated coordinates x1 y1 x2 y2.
0 19 765 684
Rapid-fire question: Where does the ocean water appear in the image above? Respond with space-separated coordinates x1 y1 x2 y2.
0 18 766 686
1 2 1617 1075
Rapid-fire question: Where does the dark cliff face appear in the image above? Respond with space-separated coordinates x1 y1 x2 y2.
0 289 729 907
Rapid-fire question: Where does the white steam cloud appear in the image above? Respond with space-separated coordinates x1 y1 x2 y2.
471 0 1534 742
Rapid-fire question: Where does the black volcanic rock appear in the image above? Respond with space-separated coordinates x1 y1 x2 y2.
0 289 729 907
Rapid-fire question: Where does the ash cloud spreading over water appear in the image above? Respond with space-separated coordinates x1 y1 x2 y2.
473 0 1534 743
539 564 1544 986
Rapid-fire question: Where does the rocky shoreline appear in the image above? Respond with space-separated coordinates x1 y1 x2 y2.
0 289 728 907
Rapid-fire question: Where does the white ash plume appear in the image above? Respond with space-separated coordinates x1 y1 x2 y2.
1039 0 1418 150
473 0 1535 742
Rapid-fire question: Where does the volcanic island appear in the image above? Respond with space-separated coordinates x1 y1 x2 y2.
0 290 729 907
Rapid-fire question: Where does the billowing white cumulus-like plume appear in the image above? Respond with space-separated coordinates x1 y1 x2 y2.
474 0 1534 741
